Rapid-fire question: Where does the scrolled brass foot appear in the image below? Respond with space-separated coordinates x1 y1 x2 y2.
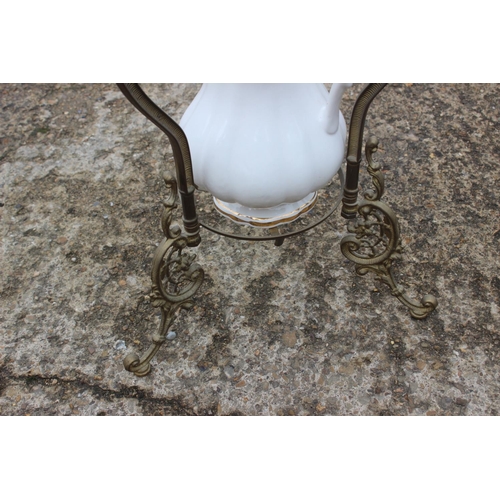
123 174 204 376
355 255 438 320
123 352 151 377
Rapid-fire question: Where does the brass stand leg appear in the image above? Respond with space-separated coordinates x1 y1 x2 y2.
123 175 204 376
117 83 204 376
341 136 437 318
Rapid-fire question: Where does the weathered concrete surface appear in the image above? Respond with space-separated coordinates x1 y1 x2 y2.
0 83 499 415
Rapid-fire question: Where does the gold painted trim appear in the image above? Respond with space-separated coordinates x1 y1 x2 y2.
213 193 318 228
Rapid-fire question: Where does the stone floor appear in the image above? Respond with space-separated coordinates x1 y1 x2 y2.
0 83 499 415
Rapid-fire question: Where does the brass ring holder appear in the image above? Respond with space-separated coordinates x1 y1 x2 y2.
197 169 344 245
117 83 438 377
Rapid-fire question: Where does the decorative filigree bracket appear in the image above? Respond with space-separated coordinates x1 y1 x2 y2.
341 136 437 319
123 175 204 376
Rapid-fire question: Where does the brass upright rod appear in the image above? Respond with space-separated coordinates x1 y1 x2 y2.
117 83 200 241
341 83 387 219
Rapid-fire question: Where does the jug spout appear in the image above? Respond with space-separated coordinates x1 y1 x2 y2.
324 83 352 134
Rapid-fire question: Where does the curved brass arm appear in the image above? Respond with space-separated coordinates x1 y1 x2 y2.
117 83 200 241
341 83 387 219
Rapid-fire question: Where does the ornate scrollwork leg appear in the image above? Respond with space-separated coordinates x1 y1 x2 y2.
341 136 437 319
123 174 204 376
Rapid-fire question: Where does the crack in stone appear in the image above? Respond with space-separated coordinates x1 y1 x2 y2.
1 370 215 415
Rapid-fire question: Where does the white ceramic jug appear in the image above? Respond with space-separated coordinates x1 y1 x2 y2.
180 83 352 226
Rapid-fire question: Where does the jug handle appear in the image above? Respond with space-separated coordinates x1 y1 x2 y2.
325 83 352 134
